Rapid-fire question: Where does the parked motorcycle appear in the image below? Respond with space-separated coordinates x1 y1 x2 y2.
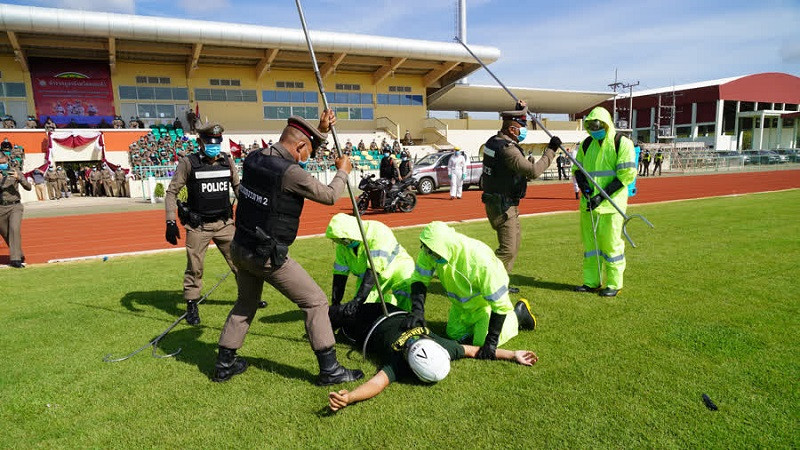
356 173 417 214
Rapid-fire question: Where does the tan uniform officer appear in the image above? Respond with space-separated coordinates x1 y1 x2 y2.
45 167 60 200
114 167 128 197
0 153 31 268
481 101 561 292
165 122 251 325
89 168 101 196
56 167 70 198
213 111 363 386
100 166 114 197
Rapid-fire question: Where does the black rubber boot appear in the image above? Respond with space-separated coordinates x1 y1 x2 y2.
315 347 364 386
185 299 200 325
258 301 267 309
514 299 537 331
9 260 24 268
212 346 248 382
599 288 619 297
573 284 599 293
508 286 520 294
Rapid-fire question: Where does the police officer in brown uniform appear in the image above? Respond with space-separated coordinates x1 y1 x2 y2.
100 166 114 197
213 111 363 386
56 167 69 198
89 167 101 197
0 153 31 268
481 101 561 292
114 167 128 197
165 122 241 324
45 167 60 200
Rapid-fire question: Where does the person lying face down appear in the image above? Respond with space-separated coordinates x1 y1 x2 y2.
326 302 537 412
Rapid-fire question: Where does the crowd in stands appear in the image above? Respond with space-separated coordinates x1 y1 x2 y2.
1 137 24 169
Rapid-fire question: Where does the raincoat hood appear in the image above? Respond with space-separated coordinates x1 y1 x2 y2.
584 106 616 136
325 213 363 241
419 221 459 261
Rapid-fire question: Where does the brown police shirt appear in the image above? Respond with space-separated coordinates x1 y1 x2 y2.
495 132 556 179
1 168 32 203
263 143 347 205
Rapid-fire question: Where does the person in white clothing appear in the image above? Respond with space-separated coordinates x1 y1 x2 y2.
448 149 466 200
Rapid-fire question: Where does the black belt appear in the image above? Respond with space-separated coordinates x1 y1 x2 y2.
1 200 21 206
200 214 228 223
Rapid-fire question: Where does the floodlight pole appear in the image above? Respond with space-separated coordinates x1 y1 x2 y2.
454 36 653 247
295 0 389 317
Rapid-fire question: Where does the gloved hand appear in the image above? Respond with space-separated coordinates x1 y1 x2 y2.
165 220 180 245
587 178 624 210
402 281 427 330
547 136 562 151
587 194 604 211
475 312 505 360
574 170 592 196
341 298 361 317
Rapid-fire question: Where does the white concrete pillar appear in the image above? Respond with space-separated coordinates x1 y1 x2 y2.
632 109 638 141
714 99 724 150
758 111 765 150
691 103 698 139
733 101 741 151
777 116 783 149
650 107 656 143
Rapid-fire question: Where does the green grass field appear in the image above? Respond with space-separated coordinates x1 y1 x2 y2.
2 190 798 448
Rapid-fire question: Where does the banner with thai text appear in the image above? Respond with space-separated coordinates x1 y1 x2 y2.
29 58 115 128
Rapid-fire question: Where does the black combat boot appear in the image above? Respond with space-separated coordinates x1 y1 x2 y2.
185 299 200 325
212 346 248 382
9 260 24 268
514 299 537 331
315 347 364 386
258 300 267 309
573 284 600 293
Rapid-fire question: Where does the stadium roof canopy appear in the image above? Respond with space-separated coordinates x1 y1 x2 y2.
0 4 498 89
428 84 616 114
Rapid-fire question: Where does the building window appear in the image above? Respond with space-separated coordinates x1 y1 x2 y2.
210 78 242 87
119 86 188 101
335 83 360 91
135 76 171 85
697 124 716 137
675 126 691 138
136 103 177 119
276 81 304 89
377 94 423 106
1 82 27 98
333 106 373 121
194 88 257 102
388 85 412 93
264 105 318 120
325 93 373 105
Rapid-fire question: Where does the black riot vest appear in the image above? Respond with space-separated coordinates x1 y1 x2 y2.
186 153 233 218
482 135 527 202
234 151 305 249
399 160 411 178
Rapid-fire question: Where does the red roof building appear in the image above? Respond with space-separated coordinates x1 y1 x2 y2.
578 73 800 151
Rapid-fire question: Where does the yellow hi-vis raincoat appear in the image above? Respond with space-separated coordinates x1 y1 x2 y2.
326 213 414 311
411 221 518 346
574 107 638 290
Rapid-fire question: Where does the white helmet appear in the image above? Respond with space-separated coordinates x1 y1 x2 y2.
406 337 451 383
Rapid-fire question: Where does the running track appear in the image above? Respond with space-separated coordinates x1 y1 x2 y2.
5 170 799 265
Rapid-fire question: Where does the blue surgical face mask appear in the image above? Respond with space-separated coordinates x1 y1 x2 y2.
384 152 390 157
0 163 8 170
298 157 309 169
402 157 408 161
347 241 360 249
204 143 221 158
589 129 607 140
435 257 447 264
517 127 527 142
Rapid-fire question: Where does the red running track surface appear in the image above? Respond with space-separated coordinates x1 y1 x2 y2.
5 170 799 265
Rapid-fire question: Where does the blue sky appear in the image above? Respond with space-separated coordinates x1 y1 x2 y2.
10 0 800 93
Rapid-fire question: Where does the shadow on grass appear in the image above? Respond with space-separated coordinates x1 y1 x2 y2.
120 290 233 316
258 309 304 324
165 327 317 384
511 274 575 292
